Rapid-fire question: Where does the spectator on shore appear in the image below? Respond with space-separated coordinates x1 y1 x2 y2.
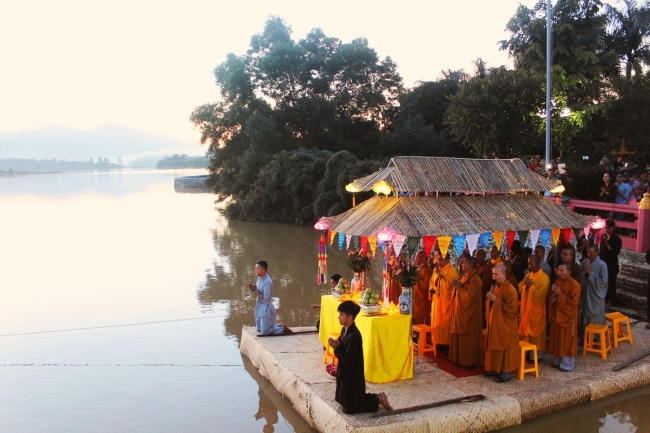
639 172 648 199
598 172 617 204
599 220 622 306
529 158 539 172
628 173 640 204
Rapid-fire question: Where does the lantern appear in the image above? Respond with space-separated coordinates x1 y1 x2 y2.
345 183 361 207
314 217 330 231
372 180 392 196
376 226 398 243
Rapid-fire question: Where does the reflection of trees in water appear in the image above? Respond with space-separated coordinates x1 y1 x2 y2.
197 214 384 340
242 353 315 433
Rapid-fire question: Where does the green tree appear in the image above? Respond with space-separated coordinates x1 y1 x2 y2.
605 0 650 79
445 69 546 158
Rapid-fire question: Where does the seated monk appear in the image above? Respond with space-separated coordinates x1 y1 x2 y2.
548 263 581 372
484 265 520 383
450 257 484 367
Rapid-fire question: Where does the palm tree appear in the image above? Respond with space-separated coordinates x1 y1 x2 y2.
605 0 650 78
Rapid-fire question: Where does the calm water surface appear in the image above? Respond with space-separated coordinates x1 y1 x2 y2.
0 169 647 432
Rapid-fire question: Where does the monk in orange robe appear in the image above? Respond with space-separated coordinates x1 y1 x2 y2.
503 261 519 295
450 257 484 367
484 265 520 382
430 251 458 347
548 262 581 371
490 246 503 268
518 255 550 362
413 250 433 324
475 249 493 327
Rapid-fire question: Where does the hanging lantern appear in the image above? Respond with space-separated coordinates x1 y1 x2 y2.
345 183 361 207
314 217 331 231
376 226 398 242
372 180 392 196
589 218 607 230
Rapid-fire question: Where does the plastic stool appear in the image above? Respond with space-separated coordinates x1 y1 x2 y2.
324 332 340 364
583 324 612 359
518 340 539 380
412 324 437 357
605 312 634 348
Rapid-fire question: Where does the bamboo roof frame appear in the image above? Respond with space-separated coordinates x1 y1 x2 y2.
325 195 593 237
347 156 559 194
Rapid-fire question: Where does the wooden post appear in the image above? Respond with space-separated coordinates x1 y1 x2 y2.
637 189 650 253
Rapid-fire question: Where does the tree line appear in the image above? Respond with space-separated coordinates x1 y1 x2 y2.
192 1 650 225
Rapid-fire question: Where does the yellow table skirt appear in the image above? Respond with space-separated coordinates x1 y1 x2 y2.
318 295 413 383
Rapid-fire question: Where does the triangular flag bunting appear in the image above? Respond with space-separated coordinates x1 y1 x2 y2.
573 228 582 242
393 234 407 255
338 232 345 250
551 228 561 246
561 228 572 244
352 235 360 251
492 231 504 251
506 231 516 250
368 236 377 257
517 230 529 246
329 230 337 246
437 236 452 258
540 229 551 247
360 236 368 254
423 236 436 258
479 232 491 247
530 229 540 247
407 237 420 256
466 234 480 256
346 234 352 249
452 235 467 256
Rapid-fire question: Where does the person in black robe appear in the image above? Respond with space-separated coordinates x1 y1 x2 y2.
328 301 393 414
599 219 622 305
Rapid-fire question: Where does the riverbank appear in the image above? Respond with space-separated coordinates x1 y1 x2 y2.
0 170 61 176
240 321 650 432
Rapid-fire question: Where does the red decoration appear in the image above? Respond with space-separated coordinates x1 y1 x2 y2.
360 236 368 254
561 228 572 244
423 236 437 258
506 231 516 250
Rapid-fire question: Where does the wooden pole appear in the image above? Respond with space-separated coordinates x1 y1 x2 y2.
370 395 486 418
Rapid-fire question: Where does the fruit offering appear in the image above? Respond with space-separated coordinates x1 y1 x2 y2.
361 288 379 305
334 278 351 294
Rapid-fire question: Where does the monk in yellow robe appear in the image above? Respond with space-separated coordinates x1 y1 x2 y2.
485 265 520 382
548 262 581 371
518 255 550 362
490 246 503 268
413 251 433 324
430 251 458 346
450 257 484 367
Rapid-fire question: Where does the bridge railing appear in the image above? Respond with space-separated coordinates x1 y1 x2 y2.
553 192 650 253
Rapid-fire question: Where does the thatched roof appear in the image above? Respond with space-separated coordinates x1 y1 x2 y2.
346 156 559 194
325 195 593 237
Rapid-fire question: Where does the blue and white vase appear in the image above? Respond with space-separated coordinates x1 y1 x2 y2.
399 287 411 315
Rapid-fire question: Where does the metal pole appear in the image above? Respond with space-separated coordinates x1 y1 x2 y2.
545 0 553 168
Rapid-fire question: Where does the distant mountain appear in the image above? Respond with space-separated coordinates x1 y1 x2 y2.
0 124 207 166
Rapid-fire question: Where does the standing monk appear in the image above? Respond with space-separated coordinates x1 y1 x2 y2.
556 248 581 285
329 301 393 414
412 251 433 324
450 258 484 367
430 251 458 349
518 255 550 361
579 245 608 342
548 263 581 371
490 246 503 268
503 261 520 292
484 265 520 382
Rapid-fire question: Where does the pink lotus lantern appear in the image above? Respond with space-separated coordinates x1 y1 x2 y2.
376 226 398 242
314 217 331 231
589 218 607 231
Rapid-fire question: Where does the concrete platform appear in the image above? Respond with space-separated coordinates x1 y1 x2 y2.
240 323 650 433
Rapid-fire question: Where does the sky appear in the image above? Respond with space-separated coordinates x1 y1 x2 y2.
1 0 550 144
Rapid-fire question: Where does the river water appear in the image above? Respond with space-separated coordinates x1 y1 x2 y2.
0 169 647 433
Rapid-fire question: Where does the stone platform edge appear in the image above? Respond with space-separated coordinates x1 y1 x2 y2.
240 327 650 432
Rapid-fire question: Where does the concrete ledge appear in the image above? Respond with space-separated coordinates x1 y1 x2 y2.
241 322 650 432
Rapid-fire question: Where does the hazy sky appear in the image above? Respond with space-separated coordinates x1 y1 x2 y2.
1 0 546 144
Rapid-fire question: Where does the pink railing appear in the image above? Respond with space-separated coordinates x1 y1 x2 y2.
555 197 650 253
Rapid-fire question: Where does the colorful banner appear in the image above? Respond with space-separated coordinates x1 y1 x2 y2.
393 234 407 255
437 236 452 258
561 228 572 244
517 230 529 246
423 236 437 258
360 236 368 254
551 228 561 246
317 233 327 285
352 235 360 250
452 235 467 256
573 227 582 242
407 236 420 256
530 229 540 247
346 234 352 249
466 234 480 256
329 230 337 246
506 231 516 250
338 232 345 250
368 235 377 257
479 232 491 247
492 231 504 251
540 229 551 247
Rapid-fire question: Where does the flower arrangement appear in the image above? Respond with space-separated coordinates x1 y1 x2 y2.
346 249 372 273
390 254 421 288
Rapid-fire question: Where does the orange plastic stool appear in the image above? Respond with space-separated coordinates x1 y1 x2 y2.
605 312 634 348
412 324 437 357
518 340 539 380
324 332 340 364
583 324 612 359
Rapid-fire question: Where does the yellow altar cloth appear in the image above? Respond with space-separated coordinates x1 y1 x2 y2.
318 295 413 383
